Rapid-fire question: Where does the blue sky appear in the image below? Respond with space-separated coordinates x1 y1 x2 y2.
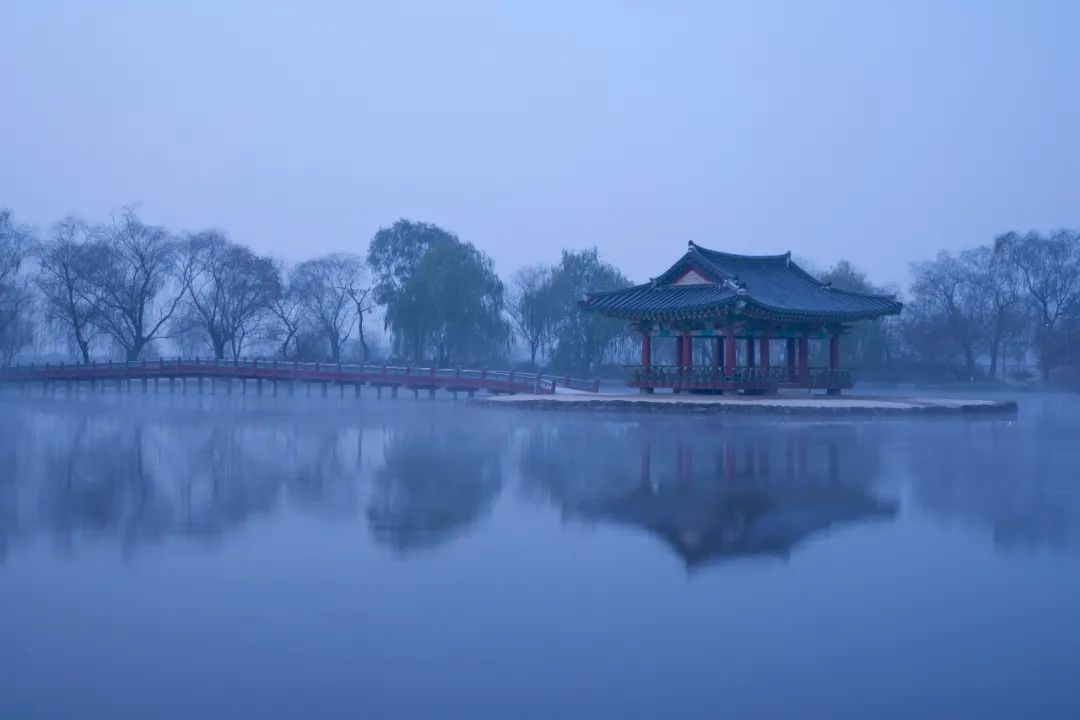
3 0 1077 288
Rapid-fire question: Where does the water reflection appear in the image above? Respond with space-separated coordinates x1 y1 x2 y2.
519 419 896 570
367 422 504 552
0 401 366 557
903 416 1080 553
3 396 1078 565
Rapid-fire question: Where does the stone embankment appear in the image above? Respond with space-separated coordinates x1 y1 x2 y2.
476 393 1018 417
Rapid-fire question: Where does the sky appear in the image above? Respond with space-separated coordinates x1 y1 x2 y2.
3 0 1078 289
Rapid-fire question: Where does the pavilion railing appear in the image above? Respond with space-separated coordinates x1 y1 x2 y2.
624 365 852 390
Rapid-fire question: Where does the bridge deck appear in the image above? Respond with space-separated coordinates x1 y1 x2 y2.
0 360 601 396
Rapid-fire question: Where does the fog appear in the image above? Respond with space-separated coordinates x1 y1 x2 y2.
2 392 1080 717
4 1 1079 286
4 4 1080 718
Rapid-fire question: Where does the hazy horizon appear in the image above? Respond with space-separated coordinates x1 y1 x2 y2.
4 1 1078 288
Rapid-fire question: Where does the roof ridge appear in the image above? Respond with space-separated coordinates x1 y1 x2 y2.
691 242 791 263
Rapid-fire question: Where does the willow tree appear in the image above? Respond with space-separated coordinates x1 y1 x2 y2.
0 209 35 365
368 219 507 364
545 248 632 374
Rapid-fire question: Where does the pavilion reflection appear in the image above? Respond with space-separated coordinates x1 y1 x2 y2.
522 420 896 571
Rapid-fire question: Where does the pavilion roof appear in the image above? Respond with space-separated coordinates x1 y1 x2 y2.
582 242 902 323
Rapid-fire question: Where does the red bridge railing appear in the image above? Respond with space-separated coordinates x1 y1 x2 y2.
0 359 600 396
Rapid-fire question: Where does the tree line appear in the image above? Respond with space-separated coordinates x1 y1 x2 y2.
817 231 1080 383
2 205 1079 381
0 208 631 372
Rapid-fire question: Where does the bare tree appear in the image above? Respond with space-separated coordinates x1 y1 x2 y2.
996 230 1080 378
293 254 362 362
509 265 553 368
910 252 982 376
86 209 184 361
181 230 278 359
166 305 205 359
964 245 1023 380
346 283 375 361
267 261 306 360
0 209 36 365
35 217 102 363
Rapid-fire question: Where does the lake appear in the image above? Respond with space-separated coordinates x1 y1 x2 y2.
1 390 1078 719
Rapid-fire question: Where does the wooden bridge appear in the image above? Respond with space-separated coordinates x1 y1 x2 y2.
0 359 600 398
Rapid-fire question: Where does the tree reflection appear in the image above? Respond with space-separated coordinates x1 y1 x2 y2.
0 402 365 557
521 419 896 571
904 417 1080 554
366 422 504 552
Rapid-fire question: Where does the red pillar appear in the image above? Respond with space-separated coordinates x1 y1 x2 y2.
829 332 840 370
641 333 651 370
798 335 810 386
714 337 722 368
746 337 755 367
786 338 796 382
725 327 736 371
760 333 771 369
682 334 693 369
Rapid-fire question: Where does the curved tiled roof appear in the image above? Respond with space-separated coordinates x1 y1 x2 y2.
582 242 902 322
582 283 739 320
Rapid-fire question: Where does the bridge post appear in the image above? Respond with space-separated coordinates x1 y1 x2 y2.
391 386 398 399
354 383 361 399
376 385 382 399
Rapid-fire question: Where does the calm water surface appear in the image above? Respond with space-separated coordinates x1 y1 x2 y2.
1 391 1078 719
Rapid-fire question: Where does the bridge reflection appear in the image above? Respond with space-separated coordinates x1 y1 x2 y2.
521 420 897 570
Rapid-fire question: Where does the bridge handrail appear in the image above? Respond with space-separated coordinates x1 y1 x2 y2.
0 358 579 395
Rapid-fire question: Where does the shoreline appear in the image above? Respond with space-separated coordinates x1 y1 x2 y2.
474 393 1019 417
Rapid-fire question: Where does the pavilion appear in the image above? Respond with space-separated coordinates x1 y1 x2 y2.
581 241 902 394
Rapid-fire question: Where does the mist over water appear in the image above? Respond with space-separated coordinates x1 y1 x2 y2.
2 393 1079 719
